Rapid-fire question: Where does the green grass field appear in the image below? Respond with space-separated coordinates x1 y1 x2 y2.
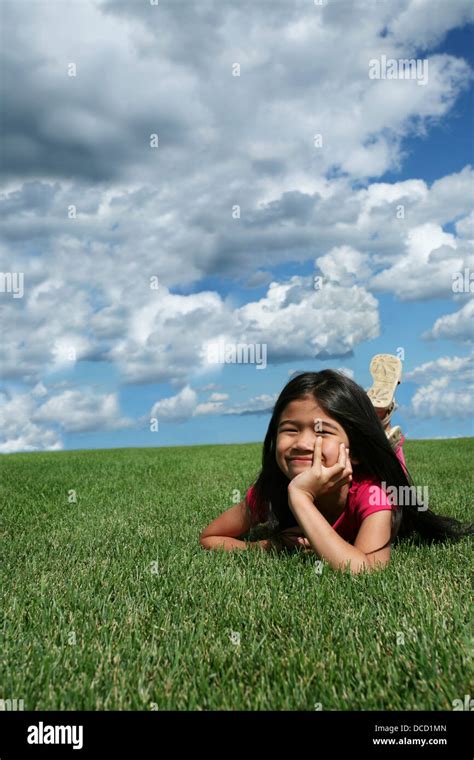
1 439 472 711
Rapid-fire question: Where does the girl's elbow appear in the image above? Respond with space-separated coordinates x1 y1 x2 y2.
359 556 390 574
199 534 212 549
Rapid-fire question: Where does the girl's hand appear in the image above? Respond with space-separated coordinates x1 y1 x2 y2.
288 437 352 502
279 526 312 553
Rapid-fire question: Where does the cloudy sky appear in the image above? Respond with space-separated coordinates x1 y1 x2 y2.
1 0 473 453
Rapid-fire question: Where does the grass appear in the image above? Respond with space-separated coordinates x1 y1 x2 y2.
1 439 472 710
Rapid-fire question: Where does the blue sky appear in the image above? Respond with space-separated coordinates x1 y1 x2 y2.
0 0 473 452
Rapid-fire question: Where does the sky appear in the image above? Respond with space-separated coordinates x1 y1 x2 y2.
0 0 473 453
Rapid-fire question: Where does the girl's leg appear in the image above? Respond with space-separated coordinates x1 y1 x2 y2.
367 354 404 450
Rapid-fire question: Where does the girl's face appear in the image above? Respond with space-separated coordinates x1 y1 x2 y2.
276 395 350 479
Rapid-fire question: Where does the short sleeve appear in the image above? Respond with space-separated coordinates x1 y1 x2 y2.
352 480 395 523
245 485 268 524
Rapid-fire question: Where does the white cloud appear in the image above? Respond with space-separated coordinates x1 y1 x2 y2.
423 299 474 342
315 246 371 285
51 336 93 368
196 383 220 392
1 167 473 386
0 391 62 453
1 0 473 447
102 276 380 384
336 367 355 379
455 211 474 239
0 385 134 452
233 276 380 362
149 388 278 423
193 401 225 416
223 394 277 416
0 273 99 383
31 382 48 398
33 390 133 433
386 0 474 50
406 349 474 420
370 222 472 300
150 385 198 423
405 353 474 383
410 376 474 419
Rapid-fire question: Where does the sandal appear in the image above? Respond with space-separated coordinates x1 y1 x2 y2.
367 354 403 408
367 354 403 450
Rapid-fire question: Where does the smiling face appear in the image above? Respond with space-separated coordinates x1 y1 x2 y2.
275 395 350 479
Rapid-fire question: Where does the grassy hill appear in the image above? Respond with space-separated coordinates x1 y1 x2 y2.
1 439 472 710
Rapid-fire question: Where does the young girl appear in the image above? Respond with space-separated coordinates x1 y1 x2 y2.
199 366 472 574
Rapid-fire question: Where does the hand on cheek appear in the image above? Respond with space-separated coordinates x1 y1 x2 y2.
320 439 345 468
289 438 353 501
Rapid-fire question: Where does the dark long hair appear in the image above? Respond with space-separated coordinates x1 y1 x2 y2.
249 370 473 547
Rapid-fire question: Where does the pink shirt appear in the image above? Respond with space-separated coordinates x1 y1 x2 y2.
246 439 406 545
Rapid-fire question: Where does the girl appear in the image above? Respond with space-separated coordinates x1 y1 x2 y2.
199 368 472 574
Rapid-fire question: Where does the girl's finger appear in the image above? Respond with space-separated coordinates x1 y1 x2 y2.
340 456 352 478
296 537 311 550
339 442 346 468
314 436 323 467
340 471 352 484
330 462 352 486
325 459 345 478
345 451 353 481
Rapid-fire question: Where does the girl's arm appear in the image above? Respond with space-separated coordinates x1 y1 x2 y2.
287 438 392 574
199 501 276 553
200 535 274 552
288 486 392 573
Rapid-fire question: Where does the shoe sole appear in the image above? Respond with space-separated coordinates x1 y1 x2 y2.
367 354 403 408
